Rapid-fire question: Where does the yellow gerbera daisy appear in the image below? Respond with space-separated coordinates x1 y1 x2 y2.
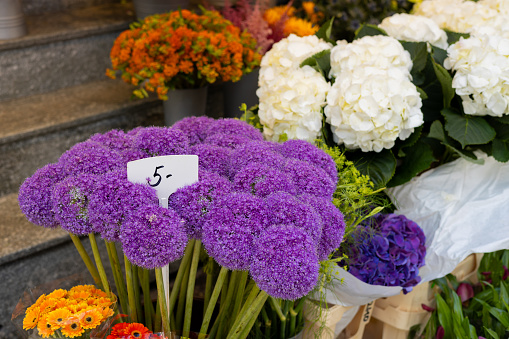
46 289 67 299
22 308 40 330
78 308 103 329
46 308 71 329
36 315 56 338
60 318 84 338
38 298 59 315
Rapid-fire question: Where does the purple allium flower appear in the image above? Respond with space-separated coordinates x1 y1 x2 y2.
345 213 426 292
279 139 338 182
172 116 216 145
133 127 190 156
190 144 232 177
58 141 123 175
283 159 336 199
299 194 345 261
51 174 98 235
227 141 286 178
205 118 264 141
250 225 319 300
88 129 134 152
232 163 297 197
202 193 269 270
265 192 323 244
18 163 66 228
120 205 188 269
120 148 150 163
88 169 159 242
168 170 233 239
203 133 254 149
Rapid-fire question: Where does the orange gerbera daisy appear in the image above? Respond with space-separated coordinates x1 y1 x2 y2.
125 323 152 338
23 308 40 330
36 315 56 338
60 317 84 338
46 289 67 299
46 308 71 329
108 322 130 338
78 308 103 329
38 298 59 315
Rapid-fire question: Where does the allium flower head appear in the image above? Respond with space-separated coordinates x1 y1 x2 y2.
279 139 338 182
18 163 66 228
299 194 345 261
51 174 98 235
205 118 264 141
227 141 286 178
121 205 188 269
203 133 255 149
379 13 449 50
345 213 426 292
283 159 336 198
133 127 190 156
250 225 319 299
233 163 297 197
202 193 269 270
265 192 323 243
88 129 134 152
190 144 232 177
169 171 234 239
172 116 216 145
88 169 159 242
58 141 123 175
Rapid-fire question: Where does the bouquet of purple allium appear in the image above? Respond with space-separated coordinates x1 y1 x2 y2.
342 213 426 293
18 116 345 338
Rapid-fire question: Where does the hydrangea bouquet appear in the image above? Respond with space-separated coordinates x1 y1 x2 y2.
17 116 348 338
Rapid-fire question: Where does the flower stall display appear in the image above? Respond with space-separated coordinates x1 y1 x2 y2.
16 116 351 339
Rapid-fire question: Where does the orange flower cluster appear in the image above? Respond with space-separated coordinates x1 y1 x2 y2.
22 285 115 338
107 9 262 100
107 322 154 339
263 2 321 38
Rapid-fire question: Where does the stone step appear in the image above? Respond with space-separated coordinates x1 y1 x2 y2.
0 2 135 101
0 78 164 197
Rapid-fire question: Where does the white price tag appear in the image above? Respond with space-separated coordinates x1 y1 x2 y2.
127 155 199 200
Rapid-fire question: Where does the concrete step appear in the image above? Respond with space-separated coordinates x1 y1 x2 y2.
0 2 135 101
0 78 164 197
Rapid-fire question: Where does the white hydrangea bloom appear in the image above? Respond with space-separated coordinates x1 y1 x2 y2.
324 67 423 152
414 0 499 34
379 13 449 50
480 0 509 15
444 32 509 117
329 35 412 78
257 34 332 142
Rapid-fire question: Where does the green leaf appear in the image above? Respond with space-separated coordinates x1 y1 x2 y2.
416 86 428 100
315 18 335 44
428 120 446 141
442 108 496 147
484 327 500 339
432 46 448 65
354 24 388 40
348 149 396 189
489 119 509 141
388 140 436 187
445 30 470 45
432 61 455 108
475 298 509 328
436 294 454 338
300 49 331 79
401 41 428 74
493 115 509 125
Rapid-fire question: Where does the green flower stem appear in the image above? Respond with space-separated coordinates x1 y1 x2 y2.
208 305 224 339
88 233 111 296
261 306 271 339
169 240 195 315
226 290 269 339
280 300 288 339
176 259 191 331
228 283 260 336
269 296 286 322
231 270 249 325
139 267 153 331
289 306 297 337
199 266 229 338
69 233 103 290
155 267 170 336
294 297 305 313
104 240 128 316
124 255 138 322
183 240 202 337
203 257 216 317
217 270 240 337
154 297 162 333
133 265 143 324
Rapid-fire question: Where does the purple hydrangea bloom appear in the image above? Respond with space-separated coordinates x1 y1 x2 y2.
283 159 336 199
265 192 323 244
88 129 134 152
120 205 188 269
51 174 98 235
88 169 159 242
279 139 338 182
250 225 319 300
133 127 190 156
205 118 264 141
58 141 123 175
298 194 345 261
232 163 297 197
345 214 426 293
202 193 269 270
203 133 254 150
18 163 66 228
190 144 232 177
172 116 216 145
169 170 233 239
227 141 286 178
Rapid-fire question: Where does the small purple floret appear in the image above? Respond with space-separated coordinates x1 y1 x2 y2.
58 141 123 175
172 116 216 145
133 127 190 156
233 163 297 197
283 159 336 198
190 144 232 177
